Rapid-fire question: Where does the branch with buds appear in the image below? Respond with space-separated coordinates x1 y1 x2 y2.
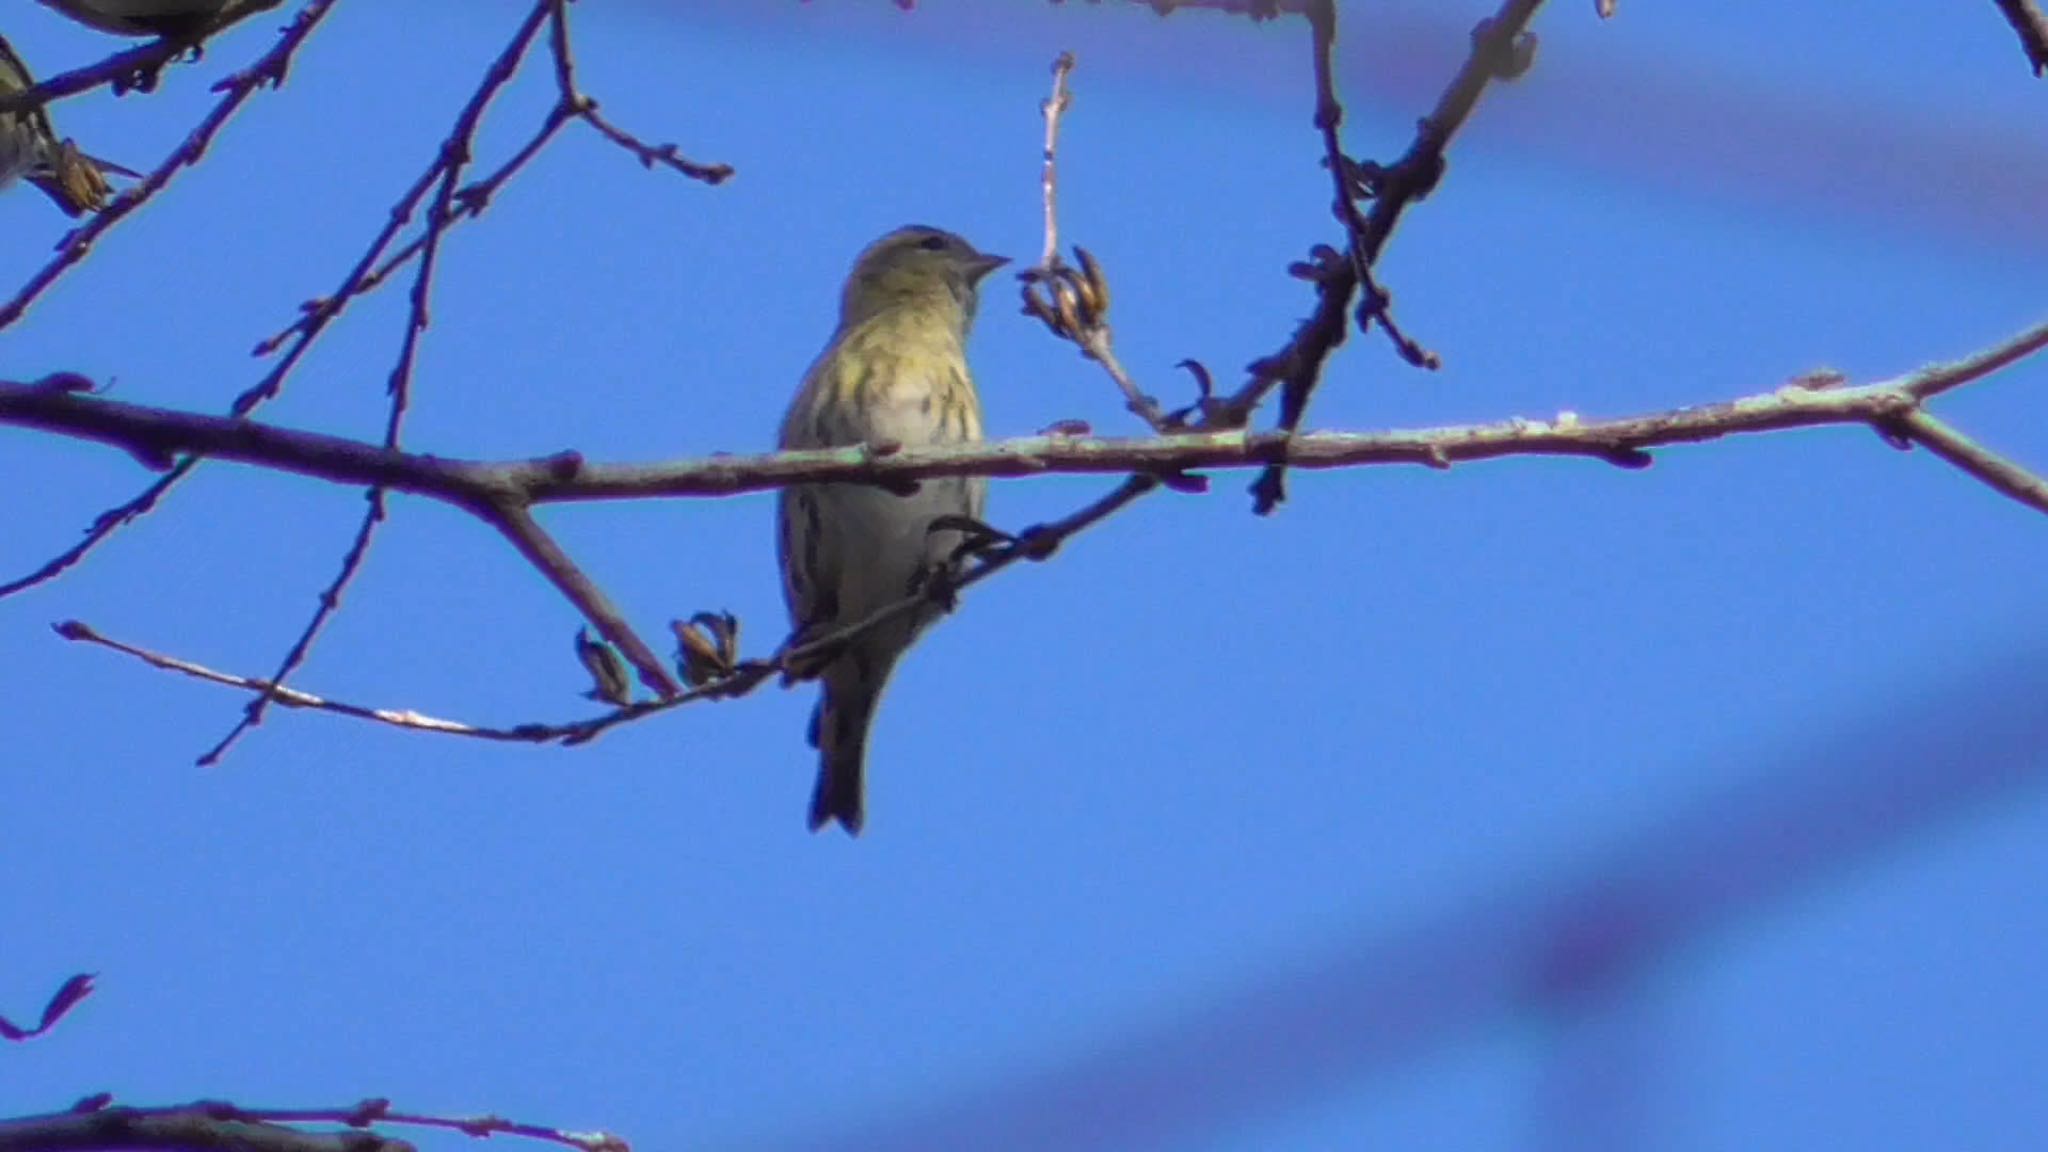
24 309 2048 748
8 0 2042 764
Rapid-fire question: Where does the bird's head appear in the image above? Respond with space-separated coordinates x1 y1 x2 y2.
837 225 1009 330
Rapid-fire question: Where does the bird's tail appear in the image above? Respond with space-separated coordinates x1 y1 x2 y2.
806 661 883 836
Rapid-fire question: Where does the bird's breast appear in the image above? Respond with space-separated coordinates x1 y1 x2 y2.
839 323 982 447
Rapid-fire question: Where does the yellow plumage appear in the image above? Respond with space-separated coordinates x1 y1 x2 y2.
777 225 1007 835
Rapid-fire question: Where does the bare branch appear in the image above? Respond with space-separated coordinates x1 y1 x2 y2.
207 0 572 763
6 0 2041 771
1018 55 1175 434
0 0 334 335
11 315 2048 738
1894 411 2048 513
197 487 385 765
58 620 604 744
482 505 679 697
0 0 336 601
1240 0 1548 514
2 0 726 607
545 0 733 184
1036 51 1075 270
57 476 1158 746
9 315 2044 509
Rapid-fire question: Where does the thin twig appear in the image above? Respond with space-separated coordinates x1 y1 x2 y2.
202 0 564 764
57 476 1156 746
545 0 733 184
1038 51 1075 269
0 3 336 602
0 0 384 600
1 0 727 606
251 107 577 357
1236 0 1548 513
56 621 530 742
0 0 333 335
1020 53 1174 433
483 504 679 697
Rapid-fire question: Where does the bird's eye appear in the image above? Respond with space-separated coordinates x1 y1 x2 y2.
916 235 949 252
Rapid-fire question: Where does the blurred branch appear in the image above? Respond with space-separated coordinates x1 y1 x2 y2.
0 1110 400 1152
1993 0 2048 75
778 641 2048 1152
0 1099 624 1152
0 975 94 1043
1109 0 1301 16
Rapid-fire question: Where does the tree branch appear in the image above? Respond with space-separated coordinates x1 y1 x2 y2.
57 476 1159 748
0 0 333 335
207 0 590 761
1892 410 2048 511
1017 54 1176 435
1240 0 1547 513
8 318 2047 513
0 0 725 614
9 316 2048 737
483 504 678 696
57 305 2048 750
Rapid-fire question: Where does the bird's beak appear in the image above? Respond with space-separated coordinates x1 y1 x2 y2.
967 252 1010 282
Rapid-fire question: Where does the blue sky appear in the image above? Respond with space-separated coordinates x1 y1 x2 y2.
3 3 2045 1150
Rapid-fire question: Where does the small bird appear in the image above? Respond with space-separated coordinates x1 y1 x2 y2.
0 33 131 216
30 0 274 38
778 225 1008 835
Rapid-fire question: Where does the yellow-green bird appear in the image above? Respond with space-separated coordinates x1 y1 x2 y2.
0 33 132 215
778 225 1007 835
31 0 276 38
